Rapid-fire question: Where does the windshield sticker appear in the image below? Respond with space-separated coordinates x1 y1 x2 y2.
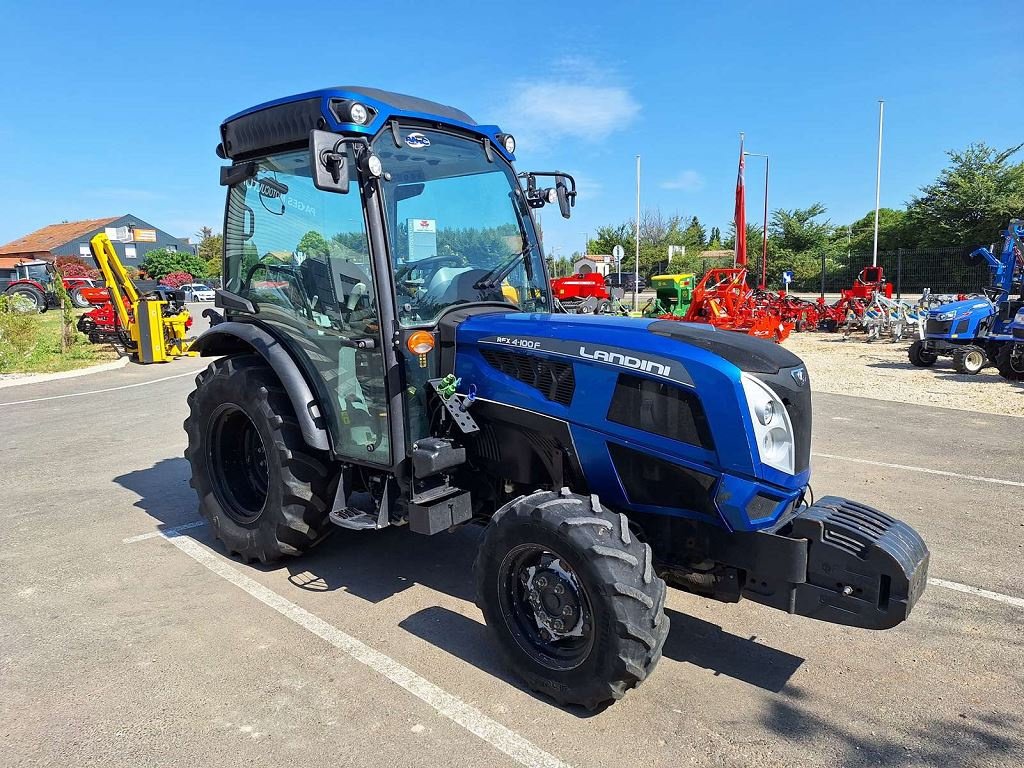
404 132 431 149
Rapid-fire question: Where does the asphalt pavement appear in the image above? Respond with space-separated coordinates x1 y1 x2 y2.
1 315 1022 768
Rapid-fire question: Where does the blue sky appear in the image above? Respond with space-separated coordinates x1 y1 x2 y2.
1 1 1020 260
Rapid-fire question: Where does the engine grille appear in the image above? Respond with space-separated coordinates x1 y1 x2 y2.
925 318 953 336
1013 326 1024 340
480 348 575 405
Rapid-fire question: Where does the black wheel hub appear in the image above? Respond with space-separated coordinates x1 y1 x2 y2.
208 405 269 524
498 544 594 671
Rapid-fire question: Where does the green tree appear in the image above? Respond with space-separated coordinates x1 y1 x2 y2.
682 216 707 248
708 227 722 248
197 233 222 262
845 208 911 254
297 230 330 257
770 203 833 253
907 142 1024 247
139 248 209 280
205 258 222 279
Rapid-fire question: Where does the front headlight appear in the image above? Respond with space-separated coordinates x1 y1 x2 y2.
740 373 795 475
935 310 956 321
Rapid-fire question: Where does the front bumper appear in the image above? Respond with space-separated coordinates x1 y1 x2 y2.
739 496 929 629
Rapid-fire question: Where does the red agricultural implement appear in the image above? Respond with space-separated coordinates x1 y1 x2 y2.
679 267 794 341
551 272 614 313
815 265 893 332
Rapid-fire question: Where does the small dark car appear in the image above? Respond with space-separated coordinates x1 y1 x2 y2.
605 272 647 292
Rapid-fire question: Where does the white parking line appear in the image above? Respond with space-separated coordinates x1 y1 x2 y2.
812 452 1024 488
0 369 204 406
928 578 1024 609
122 520 207 543
160 532 572 768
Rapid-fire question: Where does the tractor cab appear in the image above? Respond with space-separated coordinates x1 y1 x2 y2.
16 260 55 284
208 87 574 474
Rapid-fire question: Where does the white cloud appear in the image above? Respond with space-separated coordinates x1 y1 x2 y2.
660 170 705 192
497 60 639 149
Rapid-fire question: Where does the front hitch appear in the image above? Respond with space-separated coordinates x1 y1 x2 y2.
743 496 929 630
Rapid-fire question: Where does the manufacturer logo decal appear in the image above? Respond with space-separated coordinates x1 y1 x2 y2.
579 346 672 377
404 132 431 149
791 367 807 387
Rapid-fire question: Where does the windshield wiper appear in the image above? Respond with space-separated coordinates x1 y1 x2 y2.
473 244 535 290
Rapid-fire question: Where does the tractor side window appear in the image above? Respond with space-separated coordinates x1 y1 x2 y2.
223 150 390 466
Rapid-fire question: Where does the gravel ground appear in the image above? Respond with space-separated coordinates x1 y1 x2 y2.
782 331 1024 417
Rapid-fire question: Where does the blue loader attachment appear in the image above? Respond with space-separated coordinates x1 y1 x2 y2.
909 220 1024 374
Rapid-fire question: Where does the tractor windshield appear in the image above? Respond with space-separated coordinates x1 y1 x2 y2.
373 127 549 326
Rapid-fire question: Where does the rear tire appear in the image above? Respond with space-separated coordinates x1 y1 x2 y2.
474 490 668 710
908 339 937 367
952 345 986 375
184 355 334 563
994 344 1024 381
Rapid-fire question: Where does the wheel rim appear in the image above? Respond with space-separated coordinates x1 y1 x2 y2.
208 404 269 524
497 544 595 671
966 350 984 370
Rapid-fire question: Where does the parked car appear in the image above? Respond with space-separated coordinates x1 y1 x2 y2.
605 272 647 292
180 283 216 302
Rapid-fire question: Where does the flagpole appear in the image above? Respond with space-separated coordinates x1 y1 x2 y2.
634 154 641 312
735 133 744 268
872 100 884 268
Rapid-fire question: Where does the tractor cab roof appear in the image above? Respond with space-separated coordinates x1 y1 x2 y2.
218 86 511 162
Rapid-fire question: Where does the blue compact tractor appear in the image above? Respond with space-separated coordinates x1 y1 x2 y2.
995 307 1024 380
184 87 929 709
909 221 1024 374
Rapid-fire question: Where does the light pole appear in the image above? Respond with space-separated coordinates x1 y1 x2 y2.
743 150 769 289
634 154 641 311
872 99 885 268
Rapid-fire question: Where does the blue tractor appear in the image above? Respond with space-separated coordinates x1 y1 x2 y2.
184 87 929 709
908 220 1024 374
995 307 1024 380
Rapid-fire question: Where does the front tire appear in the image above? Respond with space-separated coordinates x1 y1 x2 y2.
952 345 986 375
8 286 45 313
184 355 334 563
70 287 92 308
474 490 668 710
908 339 937 367
994 344 1024 381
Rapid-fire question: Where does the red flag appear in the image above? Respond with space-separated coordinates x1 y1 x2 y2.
735 135 747 267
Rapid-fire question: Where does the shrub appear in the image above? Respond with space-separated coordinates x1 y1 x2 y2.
160 271 194 288
0 299 42 372
140 248 208 280
54 256 94 278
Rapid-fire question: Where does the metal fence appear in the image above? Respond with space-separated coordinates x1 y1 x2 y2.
640 246 992 297
814 246 984 297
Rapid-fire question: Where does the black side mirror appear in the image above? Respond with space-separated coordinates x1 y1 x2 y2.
310 129 350 194
555 175 576 219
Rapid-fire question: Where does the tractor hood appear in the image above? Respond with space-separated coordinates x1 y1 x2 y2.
929 298 993 318
452 311 812 495
451 312 803 376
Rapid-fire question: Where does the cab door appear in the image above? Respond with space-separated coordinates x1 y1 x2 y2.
224 150 391 465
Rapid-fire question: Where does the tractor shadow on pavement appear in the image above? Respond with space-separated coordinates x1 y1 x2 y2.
116 458 803 709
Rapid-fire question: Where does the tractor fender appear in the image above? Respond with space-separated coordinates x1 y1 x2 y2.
191 322 331 452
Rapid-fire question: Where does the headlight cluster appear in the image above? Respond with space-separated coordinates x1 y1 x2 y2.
740 373 795 475
935 310 957 321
